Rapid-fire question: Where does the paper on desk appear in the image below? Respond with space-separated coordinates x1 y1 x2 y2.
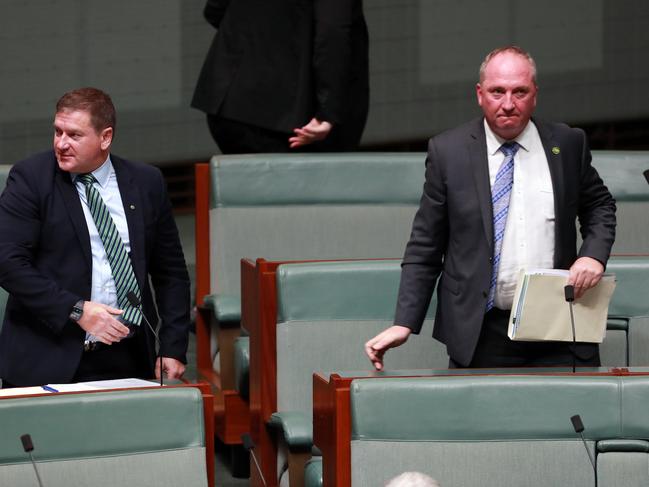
507 269 616 343
47 378 160 391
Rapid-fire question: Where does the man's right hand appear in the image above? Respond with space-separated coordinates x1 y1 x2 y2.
364 325 412 371
76 301 130 345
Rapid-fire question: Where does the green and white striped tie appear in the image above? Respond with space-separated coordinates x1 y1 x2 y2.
78 173 142 325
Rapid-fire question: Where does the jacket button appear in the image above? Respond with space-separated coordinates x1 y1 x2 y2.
482 291 488 297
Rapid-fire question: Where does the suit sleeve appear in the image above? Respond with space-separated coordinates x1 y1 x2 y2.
0 164 80 334
394 138 449 333
312 0 358 124
575 130 616 265
147 170 191 362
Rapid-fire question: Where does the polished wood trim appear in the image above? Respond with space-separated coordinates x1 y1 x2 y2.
215 388 252 444
195 162 212 372
313 373 352 487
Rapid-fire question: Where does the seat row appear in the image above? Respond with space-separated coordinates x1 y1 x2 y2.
193 150 649 486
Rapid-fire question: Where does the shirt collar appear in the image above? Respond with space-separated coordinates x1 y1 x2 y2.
73 156 113 188
484 119 535 156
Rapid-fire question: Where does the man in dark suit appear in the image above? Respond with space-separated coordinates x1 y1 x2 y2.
0 88 191 387
191 0 369 153
365 46 616 369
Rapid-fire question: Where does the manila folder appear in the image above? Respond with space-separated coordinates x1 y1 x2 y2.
507 270 616 343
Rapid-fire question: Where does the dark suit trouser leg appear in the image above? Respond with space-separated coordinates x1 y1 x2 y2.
207 115 292 154
73 335 150 382
451 308 600 368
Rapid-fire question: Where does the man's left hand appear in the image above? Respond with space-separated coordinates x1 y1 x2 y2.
155 357 185 380
289 118 332 148
568 256 604 299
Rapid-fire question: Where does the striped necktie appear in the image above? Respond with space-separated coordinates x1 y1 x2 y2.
486 141 520 312
77 173 142 325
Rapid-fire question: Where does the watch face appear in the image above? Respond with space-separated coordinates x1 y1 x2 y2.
70 301 84 321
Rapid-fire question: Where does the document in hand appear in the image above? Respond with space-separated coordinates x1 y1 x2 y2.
507 269 617 343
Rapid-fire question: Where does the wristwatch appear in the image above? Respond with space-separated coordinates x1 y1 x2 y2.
69 300 84 322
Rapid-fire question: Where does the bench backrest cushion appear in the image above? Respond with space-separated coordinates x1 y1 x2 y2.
349 375 649 487
275 260 446 417
591 151 649 254
0 388 207 487
208 153 424 296
207 151 649 299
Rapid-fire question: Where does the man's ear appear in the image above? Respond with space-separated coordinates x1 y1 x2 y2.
100 127 113 151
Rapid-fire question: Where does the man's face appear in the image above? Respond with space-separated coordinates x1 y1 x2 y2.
53 109 112 173
476 52 537 140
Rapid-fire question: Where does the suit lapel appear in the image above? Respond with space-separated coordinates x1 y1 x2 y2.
468 119 494 250
55 166 92 268
535 119 565 266
112 156 147 289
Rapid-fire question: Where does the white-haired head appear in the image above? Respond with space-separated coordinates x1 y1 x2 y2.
385 471 441 487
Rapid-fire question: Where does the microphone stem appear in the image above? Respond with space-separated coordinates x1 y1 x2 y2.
579 431 597 484
569 301 577 373
28 452 44 487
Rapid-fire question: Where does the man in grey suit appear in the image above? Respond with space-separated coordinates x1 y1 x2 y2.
366 46 616 369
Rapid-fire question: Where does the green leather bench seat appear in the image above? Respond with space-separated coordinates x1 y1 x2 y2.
591 152 649 254
205 153 425 366
233 336 249 399
601 256 649 366
304 457 323 487
0 388 207 487
269 259 443 485
274 260 443 422
349 375 649 487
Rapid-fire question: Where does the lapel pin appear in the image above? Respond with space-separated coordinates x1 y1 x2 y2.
552 146 560 155
130 204 136 210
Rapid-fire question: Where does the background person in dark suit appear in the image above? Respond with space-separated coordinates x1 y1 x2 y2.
0 88 191 387
191 0 369 153
365 46 616 370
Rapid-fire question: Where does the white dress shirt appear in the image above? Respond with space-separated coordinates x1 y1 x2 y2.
484 120 555 310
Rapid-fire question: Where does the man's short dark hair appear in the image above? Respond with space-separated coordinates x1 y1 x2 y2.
55 87 116 134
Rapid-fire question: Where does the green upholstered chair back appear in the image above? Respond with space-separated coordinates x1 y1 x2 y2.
274 260 446 419
349 375 649 487
591 151 649 254
0 165 11 191
601 256 649 366
206 150 649 299
208 153 423 299
0 388 207 487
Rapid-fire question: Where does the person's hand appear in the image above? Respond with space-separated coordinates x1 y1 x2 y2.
76 301 130 345
156 357 185 380
568 256 604 299
289 118 332 148
364 325 412 371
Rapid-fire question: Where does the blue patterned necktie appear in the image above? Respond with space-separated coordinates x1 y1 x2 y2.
486 141 520 312
78 174 142 325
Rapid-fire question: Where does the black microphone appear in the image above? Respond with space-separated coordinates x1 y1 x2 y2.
564 285 577 372
241 433 267 487
127 291 163 387
570 415 597 484
20 434 44 487
643 169 649 185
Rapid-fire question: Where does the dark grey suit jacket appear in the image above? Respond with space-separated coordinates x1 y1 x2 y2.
394 118 617 366
0 151 190 386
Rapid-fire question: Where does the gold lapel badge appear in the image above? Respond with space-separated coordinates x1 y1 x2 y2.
552 146 561 155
